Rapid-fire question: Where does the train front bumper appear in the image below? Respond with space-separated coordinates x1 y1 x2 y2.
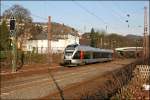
64 59 83 65
64 60 71 64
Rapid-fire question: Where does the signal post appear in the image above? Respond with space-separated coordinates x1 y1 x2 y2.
10 16 17 72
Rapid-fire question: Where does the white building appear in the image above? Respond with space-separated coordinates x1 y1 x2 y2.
26 32 80 53
21 22 79 53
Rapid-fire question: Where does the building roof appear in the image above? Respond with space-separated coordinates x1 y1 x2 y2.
30 31 47 40
29 22 79 40
33 22 79 35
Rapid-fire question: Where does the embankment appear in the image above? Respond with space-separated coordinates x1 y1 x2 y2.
44 59 146 99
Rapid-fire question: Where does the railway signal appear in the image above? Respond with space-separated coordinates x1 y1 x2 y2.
10 17 16 36
10 16 17 72
10 17 16 31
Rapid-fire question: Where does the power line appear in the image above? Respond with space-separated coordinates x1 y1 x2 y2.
112 2 132 29
72 1 123 33
73 1 108 26
111 3 126 19
98 2 135 34
109 8 126 23
97 3 126 24
31 13 47 21
112 3 145 34
113 3 127 16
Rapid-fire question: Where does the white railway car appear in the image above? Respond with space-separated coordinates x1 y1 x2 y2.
63 44 113 65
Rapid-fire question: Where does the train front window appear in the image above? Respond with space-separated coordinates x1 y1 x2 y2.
73 51 80 59
66 44 78 50
108 53 112 58
65 51 73 56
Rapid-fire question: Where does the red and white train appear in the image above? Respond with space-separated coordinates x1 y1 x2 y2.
63 44 113 66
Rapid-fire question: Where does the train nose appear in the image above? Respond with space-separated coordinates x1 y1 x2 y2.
64 60 71 64
65 56 72 59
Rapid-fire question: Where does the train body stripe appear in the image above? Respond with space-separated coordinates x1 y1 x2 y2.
80 51 84 60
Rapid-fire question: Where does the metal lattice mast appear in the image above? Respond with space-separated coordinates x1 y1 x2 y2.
143 7 149 59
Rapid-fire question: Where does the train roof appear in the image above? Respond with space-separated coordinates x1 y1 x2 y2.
65 44 113 53
70 44 113 53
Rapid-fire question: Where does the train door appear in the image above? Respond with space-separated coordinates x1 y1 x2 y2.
80 51 84 60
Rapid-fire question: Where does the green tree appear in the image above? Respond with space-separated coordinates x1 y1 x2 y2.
90 28 97 47
0 20 10 50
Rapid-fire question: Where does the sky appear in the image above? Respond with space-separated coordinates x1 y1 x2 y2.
1 0 149 36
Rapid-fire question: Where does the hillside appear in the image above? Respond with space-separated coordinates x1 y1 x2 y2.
125 34 142 40
80 32 143 48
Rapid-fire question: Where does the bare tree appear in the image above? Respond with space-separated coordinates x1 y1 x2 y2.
3 4 33 50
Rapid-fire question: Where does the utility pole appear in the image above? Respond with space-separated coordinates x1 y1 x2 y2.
98 37 100 48
100 38 103 48
135 39 138 58
106 25 108 33
84 25 86 33
10 16 17 72
143 7 149 59
48 16 52 65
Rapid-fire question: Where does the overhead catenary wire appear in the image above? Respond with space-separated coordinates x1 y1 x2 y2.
98 2 134 34
112 2 132 29
108 7 126 23
113 2 145 17
110 4 126 19
1 3 112 30
97 3 126 24
72 1 123 33
31 13 47 21
112 2 145 35
2 2 126 34
113 3 143 25
31 1 50 22
73 1 108 26
113 3 128 16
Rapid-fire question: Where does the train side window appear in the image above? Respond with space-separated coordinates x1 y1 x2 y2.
98 52 101 58
104 53 111 58
99 53 102 58
101 53 104 58
104 53 108 58
102 52 107 58
84 52 91 59
93 52 98 58
93 52 102 58
104 53 106 58
108 53 112 58
93 52 96 58
93 52 113 58
73 51 80 59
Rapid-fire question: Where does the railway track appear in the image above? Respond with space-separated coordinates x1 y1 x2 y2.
0 59 136 99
